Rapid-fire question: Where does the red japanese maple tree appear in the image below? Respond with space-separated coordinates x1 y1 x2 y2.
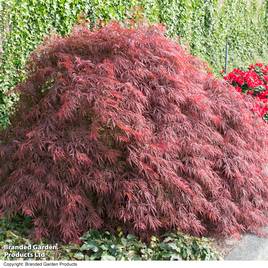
0 23 268 242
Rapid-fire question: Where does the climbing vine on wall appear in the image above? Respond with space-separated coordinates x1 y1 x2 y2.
0 0 268 128
0 0 92 128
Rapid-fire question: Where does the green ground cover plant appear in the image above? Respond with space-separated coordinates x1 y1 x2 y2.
0 216 221 260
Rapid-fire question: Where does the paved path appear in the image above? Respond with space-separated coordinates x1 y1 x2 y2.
225 227 268 260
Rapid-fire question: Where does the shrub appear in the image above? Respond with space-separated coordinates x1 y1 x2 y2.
223 63 268 122
0 23 268 242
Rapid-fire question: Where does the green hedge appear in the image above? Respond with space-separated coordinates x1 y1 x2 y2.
0 0 268 128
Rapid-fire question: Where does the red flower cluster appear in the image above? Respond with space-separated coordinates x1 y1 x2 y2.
224 63 268 121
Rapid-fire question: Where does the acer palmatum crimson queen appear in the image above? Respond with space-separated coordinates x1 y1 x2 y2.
0 23 268 242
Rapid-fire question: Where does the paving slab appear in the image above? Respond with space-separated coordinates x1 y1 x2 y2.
225 227 268 260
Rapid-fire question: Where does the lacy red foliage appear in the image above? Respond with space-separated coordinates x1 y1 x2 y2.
1 23 268 242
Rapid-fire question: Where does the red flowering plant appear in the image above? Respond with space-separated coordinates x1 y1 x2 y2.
223 63 268 121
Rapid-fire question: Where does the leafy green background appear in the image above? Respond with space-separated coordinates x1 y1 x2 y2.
0 0 268 128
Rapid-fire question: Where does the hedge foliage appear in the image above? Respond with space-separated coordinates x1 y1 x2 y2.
0 0 268 127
